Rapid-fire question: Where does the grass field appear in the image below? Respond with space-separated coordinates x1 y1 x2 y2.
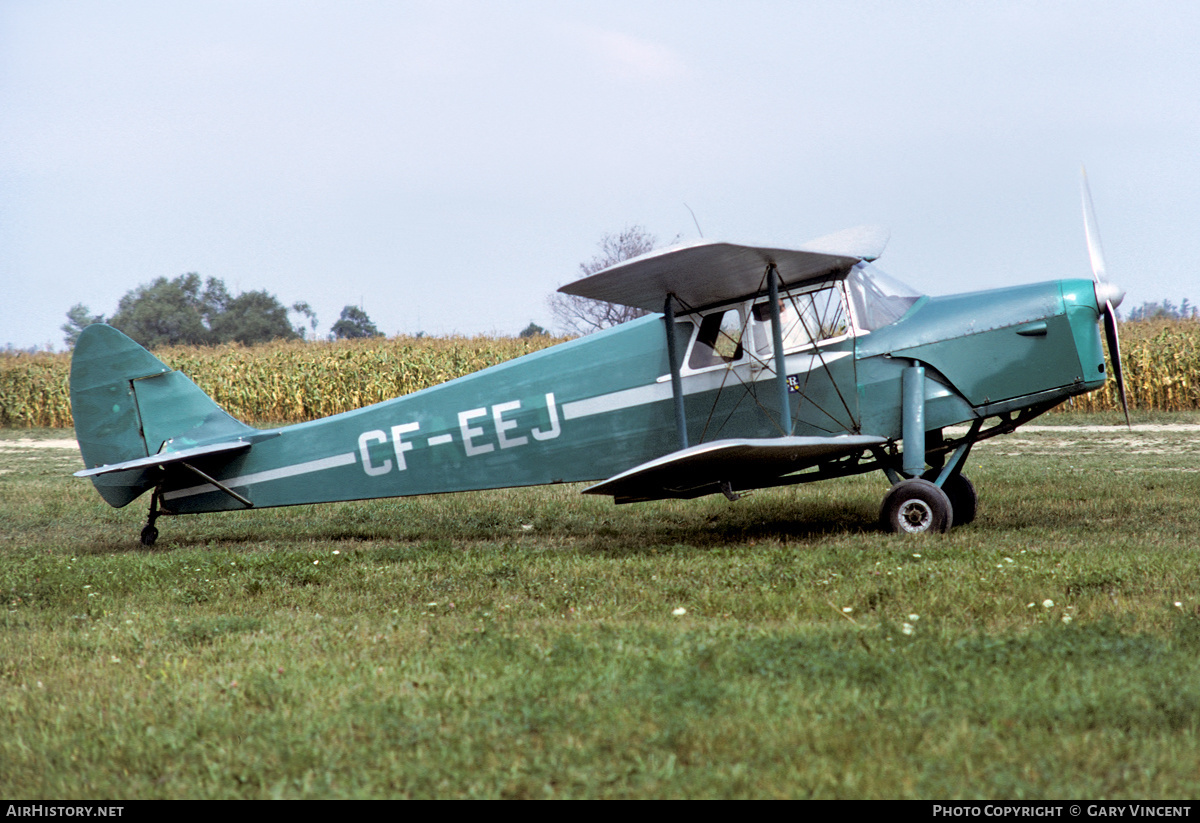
3 415 1200 799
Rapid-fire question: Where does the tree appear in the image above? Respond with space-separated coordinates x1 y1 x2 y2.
548 225 666 336
291 301 319 339
199 277 232 326
331 305 383 339
518 322 548 338
208 290 300 346
61 303 105 348
94 273 302 349
107 273 213 348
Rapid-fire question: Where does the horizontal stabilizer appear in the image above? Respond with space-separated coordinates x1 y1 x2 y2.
74 440 252 478
584 435 886 503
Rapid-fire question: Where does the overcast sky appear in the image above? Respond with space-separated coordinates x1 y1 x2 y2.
3 0 1198 350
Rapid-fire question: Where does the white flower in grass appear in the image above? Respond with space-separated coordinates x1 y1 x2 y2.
842 606 853 614
672 607 687 616
901 622 915 636
907 614 919 622
1062 614 1073 624
1043 599 1054 609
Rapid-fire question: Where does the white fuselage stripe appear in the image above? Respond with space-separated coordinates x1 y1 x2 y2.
163 452 357 501
563 350 849 421
563 382 670 420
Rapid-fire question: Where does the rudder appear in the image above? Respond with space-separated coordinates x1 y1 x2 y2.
70 324 255 507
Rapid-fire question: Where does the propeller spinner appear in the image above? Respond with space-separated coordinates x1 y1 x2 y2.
1081 167 1131 428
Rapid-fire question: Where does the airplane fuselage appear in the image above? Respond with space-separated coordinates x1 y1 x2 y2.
157 277 1107 514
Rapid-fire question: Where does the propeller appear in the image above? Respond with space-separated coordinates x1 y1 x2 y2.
1081 166 1131 428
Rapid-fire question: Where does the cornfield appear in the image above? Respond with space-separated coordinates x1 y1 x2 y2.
3 321 1199 428
1062 320 1200 413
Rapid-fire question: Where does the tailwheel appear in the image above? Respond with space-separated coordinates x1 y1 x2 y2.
140 487 163 546
880 478 953 534
923 471 977 527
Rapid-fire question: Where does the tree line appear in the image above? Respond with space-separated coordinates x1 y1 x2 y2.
1124 299 1199 321
62 273 386 349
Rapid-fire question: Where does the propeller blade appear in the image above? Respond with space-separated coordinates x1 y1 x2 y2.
1103 300 1132 429
1081 166 1108 284
1083 167 1129 427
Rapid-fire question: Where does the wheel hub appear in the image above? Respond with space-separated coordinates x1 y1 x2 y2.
898 500 933 533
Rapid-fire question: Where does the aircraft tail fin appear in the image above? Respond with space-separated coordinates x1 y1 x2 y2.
70 324 257 507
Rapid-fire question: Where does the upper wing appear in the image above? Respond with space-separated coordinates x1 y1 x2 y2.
583 434 887 503
557 227 888 314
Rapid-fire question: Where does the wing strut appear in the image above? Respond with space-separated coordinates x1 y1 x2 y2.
766 265 793 434
177 461 253 508
663 295 689 449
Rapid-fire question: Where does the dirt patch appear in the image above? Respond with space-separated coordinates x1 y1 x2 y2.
0 438 79 452
1019 424 1200 433
971 423 1200 457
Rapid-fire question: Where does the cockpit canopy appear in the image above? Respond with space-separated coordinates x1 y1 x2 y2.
682 262 923 372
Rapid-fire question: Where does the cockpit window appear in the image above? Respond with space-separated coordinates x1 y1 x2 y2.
683 267 916 370
846 261 923 331
751 282 850 355
687 309 745 369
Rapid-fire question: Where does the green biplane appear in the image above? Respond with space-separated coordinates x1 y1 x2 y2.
72 175 1127 543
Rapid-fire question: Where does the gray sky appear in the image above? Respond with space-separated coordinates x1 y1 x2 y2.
3 0 1198 349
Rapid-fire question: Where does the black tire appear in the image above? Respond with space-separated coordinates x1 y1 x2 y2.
922 471 977 527
140 525 158 547
880 479 953 534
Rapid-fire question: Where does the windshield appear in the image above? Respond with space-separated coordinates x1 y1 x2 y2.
846 262 923 331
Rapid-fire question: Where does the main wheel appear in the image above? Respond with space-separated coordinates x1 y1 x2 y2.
922 471 977 527
140 524 159 547
880 479 953 534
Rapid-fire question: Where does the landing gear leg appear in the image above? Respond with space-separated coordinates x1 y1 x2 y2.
141 488 162 547
923 423 981 527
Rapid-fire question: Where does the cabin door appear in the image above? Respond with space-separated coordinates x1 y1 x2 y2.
677 283 861 441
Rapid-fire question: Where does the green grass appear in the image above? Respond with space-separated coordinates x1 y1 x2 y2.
3 423 1200 798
